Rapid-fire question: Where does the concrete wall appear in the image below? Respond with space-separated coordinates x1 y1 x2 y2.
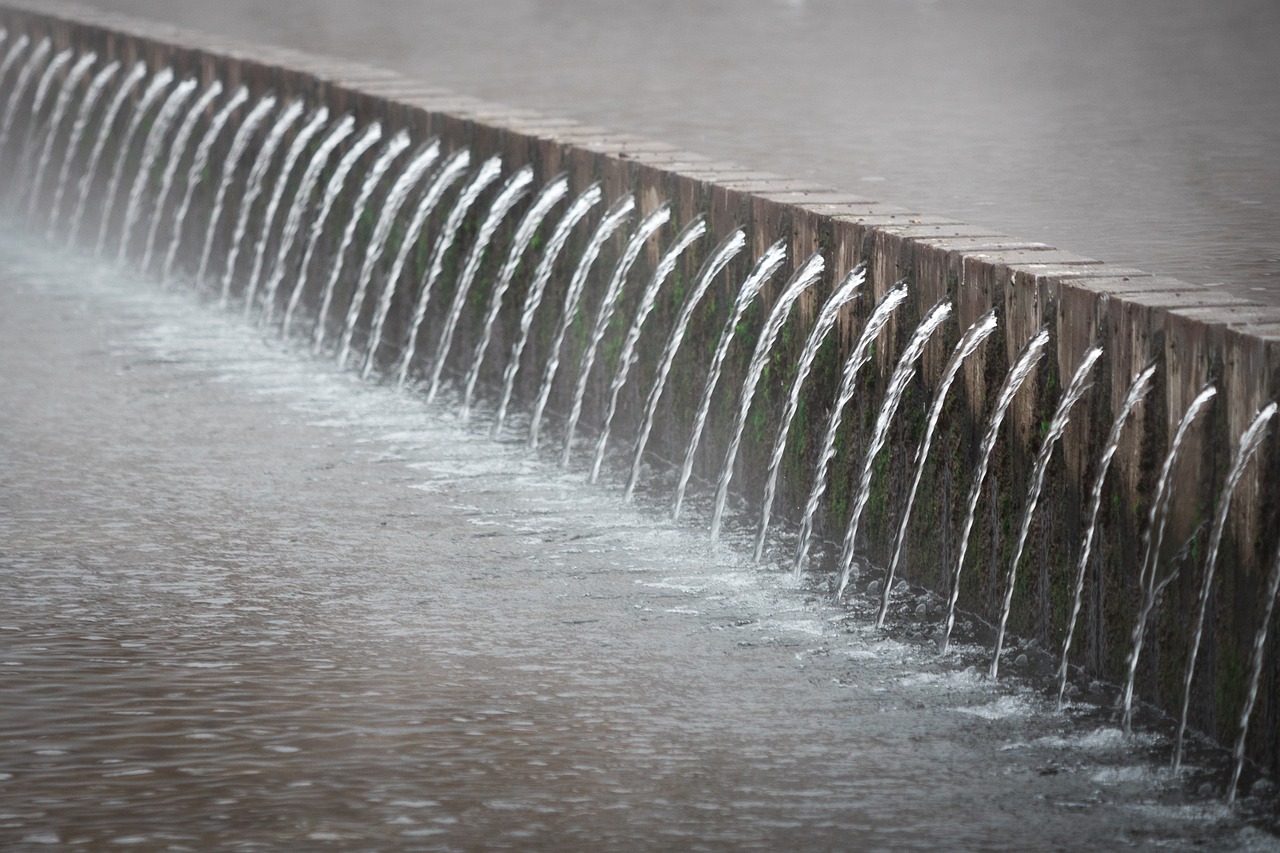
4 0 1279 775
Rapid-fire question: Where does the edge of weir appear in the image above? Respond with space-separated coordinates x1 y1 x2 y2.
6 0 1280 779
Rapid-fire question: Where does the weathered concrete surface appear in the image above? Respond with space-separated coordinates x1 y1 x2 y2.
3 0 1279 773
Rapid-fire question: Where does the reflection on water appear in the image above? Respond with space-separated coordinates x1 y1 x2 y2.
0 246 1275 849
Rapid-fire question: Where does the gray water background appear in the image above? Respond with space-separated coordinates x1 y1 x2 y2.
83 0 1280 300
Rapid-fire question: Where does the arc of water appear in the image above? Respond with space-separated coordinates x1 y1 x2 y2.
493 183 604 431
710 253 826 541
672 241 786 519
13 47 73 198
218 99 304 305
1228 534 1280 803
334 139 444 365
116 77 198 263
311 129 410 350
139 79 223 272
66 60 145 246
192 93 278 291
379 150 486 383
0 34 32 112
0 37 52 159
1118 383 1219 733
1171 400 1276 765
989 346 1103 678
160 84 248 285
878 311 999 628
1055 362 1157 707
561 204 671 466
95 67 175 257
242 106 330 315
753 267 864 559
47 58 117 234
279 121 382 336
940 328 1050 654
259 115 355 325
425 166 534 402
26 50 95 215
461 175 571 419
588 216 707 482
837 300 954 596
792 285 910 570
624 229 746 497
529 193 637 449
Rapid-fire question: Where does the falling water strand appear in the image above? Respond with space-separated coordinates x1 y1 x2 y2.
47 59 118 234
0 35 32 126
624 229 745 497
1119 383 1218 734
461 175 570 420
753 267 864 559
1055 363 1157 707
279 121 381 336
1228 537 1280 803
710 253 826 542
66 60 145 245
259 115 355 326
0 37 51 159
116 77 198 262
672 241 785 519
878 311 999 628
560 204 671 467
376 150 481 383
588 216 706 483
493 183 604 432
792 285 910 571
193 93 277 290
1172 400 1276 765
159 84 248 285
12 46 72 188
837 300 954 596
139 79 223 272
334 140 444 365
309 130 409 349
989 346 1103 678
26 51 96 216
425 166 533 402
528 193 636 449
218 99 304 305
95 68 174 257
242 106 330 316
940 329 1050 654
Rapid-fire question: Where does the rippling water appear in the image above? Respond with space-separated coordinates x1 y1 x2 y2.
1 244 1276 849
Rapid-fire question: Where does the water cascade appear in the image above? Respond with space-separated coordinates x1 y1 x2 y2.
836 300 953 597
493 183 604 432
94 67 174 256
138 79 223 272
624 229 746 497
46 58 118 233
560 204 671 466
66 60 144 245
792 284 909 569
1119 383 1218 732
989 346 1103 678
877 311 999 627
194 93 277 290
25 50 96 215
335 139 443 365
425 165 534 402
279 121 382 335
940 328 1050 653
1173 401 1278 765
1055 362 1158 706
11 46 72 192
712 252 826 541
460 174 569 420
528 193 636 449
587 216 706 483
753 266 863 560
115 77 197 261
0 36 50 157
